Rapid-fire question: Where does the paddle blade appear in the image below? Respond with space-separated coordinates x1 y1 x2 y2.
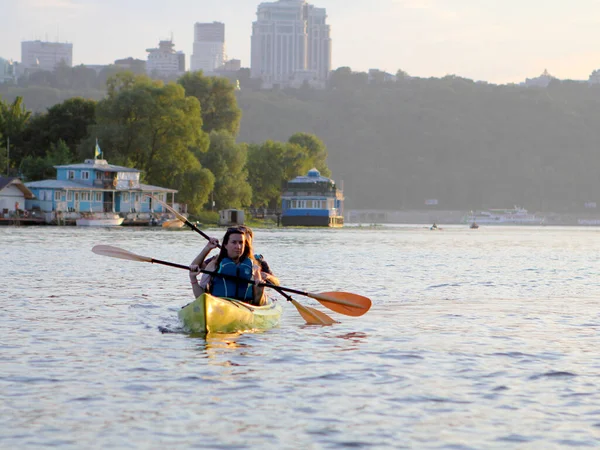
291 299 337 325
92 245 152 263
310 291 372 317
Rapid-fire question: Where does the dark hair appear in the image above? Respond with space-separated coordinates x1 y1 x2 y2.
215 227 253 267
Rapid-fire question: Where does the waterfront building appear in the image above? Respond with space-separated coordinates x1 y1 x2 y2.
280 168 343 227
21 40 72 71
251 0 331 89
190 22 226 73
146 40 185 78
24 157 178 225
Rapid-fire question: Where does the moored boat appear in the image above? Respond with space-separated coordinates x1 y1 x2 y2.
463 206 545 225
76 213 124 227
178 293 283 334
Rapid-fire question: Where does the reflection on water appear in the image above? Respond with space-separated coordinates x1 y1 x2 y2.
3 226 600 448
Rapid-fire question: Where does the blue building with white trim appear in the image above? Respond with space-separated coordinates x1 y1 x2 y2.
280 168 344 227
25 158 178 224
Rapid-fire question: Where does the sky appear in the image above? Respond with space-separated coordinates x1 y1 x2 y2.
2 0 600 84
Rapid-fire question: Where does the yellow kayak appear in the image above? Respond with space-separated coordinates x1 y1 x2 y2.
178 293 283 334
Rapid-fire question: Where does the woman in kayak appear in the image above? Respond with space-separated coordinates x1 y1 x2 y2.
191 225 278 283
189 227 269 305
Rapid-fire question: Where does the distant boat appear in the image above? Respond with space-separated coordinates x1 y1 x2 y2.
470 222 479 229
463 206 545 225
76 213 124 227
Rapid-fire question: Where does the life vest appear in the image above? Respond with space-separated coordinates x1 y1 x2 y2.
210 257 254 301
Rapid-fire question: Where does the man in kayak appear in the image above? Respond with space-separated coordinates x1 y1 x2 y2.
189 227 272 306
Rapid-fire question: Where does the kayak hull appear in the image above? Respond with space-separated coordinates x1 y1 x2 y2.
178 293 283 334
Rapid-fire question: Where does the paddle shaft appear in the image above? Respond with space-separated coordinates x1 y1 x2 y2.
151 195 299 303
150 257 314 296
146 195 351 317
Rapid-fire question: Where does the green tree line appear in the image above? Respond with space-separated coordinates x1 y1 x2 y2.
0 71 330 214
7 65 600 212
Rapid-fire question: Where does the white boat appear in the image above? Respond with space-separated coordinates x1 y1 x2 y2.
76 213 124 227
463 206 545 225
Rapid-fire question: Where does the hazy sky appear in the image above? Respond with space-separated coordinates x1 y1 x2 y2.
2 0 600 84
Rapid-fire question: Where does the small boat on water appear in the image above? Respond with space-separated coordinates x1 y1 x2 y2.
470 222 479 229
76 213 124 227
178 293 283 334
463 206 545 225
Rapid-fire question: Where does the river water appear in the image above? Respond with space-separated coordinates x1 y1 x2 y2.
2 225 600 449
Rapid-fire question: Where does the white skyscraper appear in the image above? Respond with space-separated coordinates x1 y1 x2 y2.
21 41 73 71
146 40 185 78
190 22 226 73
251 0 331 88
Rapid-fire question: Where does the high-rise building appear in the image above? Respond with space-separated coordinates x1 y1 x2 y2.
146 40 185 78
251 0 331 88
21 40 73 71
190 22 226 73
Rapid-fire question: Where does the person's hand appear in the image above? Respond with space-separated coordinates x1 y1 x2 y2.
253 270 264 286
205 237 219 250
189 264 200 279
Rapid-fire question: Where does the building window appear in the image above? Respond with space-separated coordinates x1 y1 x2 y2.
123 193 130 202
95 192 102 202
54 191 62 201
67 191 73 201
68 170 75 179
81 192 90 201
96 172 102 180
81 171 90 180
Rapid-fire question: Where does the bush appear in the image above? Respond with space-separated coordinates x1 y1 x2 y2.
192 210 219 225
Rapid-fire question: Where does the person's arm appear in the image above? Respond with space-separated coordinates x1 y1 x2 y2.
255 255 279 286
252 265 267 306
189 259 217 299
191 238 219 268
189 265 203 299
262 272 280 286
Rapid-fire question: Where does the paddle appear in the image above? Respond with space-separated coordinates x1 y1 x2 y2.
91 245 346 324
145 195 335 324
146 194 371 317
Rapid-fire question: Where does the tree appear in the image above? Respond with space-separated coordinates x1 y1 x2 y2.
246 140 317 208
22 97 96 161
0 129 4 175
199 131 252 210
86 74 213 212
246 141 286 208
396 69 409 79
20 139 72 181
72 65 98 89
178 71 242 135
288 132 331 177
328 67 368 90
0 96 32 169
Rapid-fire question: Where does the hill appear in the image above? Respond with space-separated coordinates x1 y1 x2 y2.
237 78 600 212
